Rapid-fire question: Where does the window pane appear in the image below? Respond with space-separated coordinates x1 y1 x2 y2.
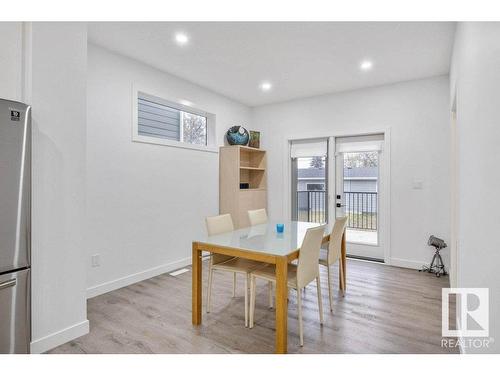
138 97 180 141
138 93 208 146
182 111 207 145
295 156 327 223
343 151 378 245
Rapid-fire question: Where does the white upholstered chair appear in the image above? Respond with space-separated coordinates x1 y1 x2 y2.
320 216 348 311
249 225 326 346
247 208 268 226
205 214 264 327
247 208 274 309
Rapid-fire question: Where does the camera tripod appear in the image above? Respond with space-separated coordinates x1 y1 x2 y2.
420 247 447 277
420 235 448 277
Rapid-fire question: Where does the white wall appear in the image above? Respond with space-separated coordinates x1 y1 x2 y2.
0 22 23 101
0 22 89 354
252 76 450 269
86 44 252 296
450 22 500 353
28 22 89 354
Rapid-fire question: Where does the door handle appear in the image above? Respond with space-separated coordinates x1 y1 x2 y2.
0 279 16 290
336 203 345 208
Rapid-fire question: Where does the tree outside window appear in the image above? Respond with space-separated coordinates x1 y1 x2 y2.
309 156 325 169
182 112 207 145
344 152 378 168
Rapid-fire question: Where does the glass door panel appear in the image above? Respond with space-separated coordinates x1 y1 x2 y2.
291 156 328 223
343 151 379 246
334 136 385 261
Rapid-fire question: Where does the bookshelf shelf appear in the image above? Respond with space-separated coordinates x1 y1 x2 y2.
219 145 267 228
239 166 265 171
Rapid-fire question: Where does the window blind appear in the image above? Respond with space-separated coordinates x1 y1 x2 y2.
335 134 384 153
290 138 328 158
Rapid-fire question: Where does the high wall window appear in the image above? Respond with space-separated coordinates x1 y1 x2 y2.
133 89 216 152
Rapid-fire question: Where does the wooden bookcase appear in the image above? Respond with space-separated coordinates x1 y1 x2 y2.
219 145 267 228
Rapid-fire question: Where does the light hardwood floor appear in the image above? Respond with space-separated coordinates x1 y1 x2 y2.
49 259 457 354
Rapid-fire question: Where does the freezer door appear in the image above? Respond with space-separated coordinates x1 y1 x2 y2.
0 268 30 353
0 99 31 273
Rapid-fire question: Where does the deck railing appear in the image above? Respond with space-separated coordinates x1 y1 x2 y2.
344 191 377 230
296 190 378 230
296 190 326 223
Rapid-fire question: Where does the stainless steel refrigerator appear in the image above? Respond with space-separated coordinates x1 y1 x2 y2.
0 98 31 354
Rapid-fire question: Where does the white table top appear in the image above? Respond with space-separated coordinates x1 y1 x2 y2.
195 220 333 257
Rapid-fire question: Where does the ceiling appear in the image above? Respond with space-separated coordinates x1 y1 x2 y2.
88 22 456 107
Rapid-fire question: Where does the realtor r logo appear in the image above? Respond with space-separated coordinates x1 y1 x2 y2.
442 288 489 337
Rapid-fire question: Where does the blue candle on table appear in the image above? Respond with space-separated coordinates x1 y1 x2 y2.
276 223 284 233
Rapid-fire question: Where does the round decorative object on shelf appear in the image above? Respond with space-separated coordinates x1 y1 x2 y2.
226 126 249 145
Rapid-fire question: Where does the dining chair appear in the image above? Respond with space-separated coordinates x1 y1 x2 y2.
249 225 326 346
247 208 268 226
247 208 273 309
205 213 264 327
320 216 348 311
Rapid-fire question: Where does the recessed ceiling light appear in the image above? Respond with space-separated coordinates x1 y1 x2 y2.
360 60 374 71
179 99 193 106
175 32 189 46
260 82 272 92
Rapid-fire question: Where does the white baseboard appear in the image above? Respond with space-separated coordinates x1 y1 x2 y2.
30 320 89 354
388 257 425 270
86 257 192 299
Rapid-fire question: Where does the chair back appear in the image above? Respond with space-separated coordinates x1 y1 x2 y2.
297 225 326 288
205 214 234 264
327 216 348 265
247 208 268 226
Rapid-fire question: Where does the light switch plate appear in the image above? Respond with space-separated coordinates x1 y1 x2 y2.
413 179 423 190
91 254 100 267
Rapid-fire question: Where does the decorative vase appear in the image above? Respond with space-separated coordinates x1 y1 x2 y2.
226 126 249 146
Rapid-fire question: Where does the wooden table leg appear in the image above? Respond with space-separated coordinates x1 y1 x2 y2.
275 256 288 354
192 242 202 325
339 231 347 295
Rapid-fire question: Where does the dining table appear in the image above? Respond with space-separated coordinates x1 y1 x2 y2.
191 220 346 354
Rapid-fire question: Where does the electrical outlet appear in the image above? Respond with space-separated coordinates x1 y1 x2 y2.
91 254 100 267
412 179 423 190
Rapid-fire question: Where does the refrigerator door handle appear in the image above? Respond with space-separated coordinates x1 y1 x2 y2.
0 279 16 290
